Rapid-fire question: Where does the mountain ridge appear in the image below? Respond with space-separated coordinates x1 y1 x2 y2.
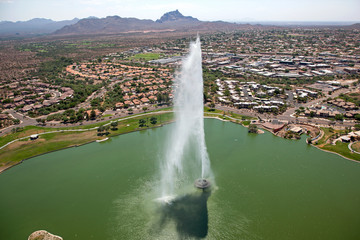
0 18 79 36
2 11 357 37
53 10 253 36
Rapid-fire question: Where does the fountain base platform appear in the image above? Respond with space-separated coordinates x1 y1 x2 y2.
194 178 211 190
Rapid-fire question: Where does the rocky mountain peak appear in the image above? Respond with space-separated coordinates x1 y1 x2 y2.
156 10 199 23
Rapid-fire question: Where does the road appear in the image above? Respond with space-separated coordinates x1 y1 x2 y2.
1 109 37 133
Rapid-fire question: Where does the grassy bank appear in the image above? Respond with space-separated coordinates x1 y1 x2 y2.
315 127 360 161
0 111 174 172
321 141 360 161
1 106 252 172
0 131 98 166
3 107 357 174
204 107 256 122
129 53 161 61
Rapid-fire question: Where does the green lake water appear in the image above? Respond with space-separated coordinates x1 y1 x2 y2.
0 119 359 239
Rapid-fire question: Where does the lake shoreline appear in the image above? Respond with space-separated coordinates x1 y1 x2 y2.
210 116 360 163
0 121 173 175
1 116 358 175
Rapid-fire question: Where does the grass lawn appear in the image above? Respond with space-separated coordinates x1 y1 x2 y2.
0 111 175 171
0 126 59 147
316 127 345 146
204 107 256 121
315 127 360 161
204 107 255 126
204 107 223 114
0 131 98 166
130 53 161 61
242 120 251 126
101 114 113 118
204 112 225 119
108 112 173 137
321 141 360 161
228 111 256 120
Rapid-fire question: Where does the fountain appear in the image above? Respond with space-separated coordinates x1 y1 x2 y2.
160 36 213 199
194 178 211 190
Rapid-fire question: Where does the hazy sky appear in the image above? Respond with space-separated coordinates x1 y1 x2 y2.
1 0 359 22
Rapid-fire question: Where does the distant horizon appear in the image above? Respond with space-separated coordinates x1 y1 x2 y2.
1 0 359 23
0 15 359 26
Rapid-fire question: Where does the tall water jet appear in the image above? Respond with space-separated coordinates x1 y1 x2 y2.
160 36 213 198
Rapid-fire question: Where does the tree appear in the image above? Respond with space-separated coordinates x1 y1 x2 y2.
12 127 23 133
110 121 118 130
157 93 163 103
139 119 146 127
142 107 148 112
209 102 215 111
335 114 344 121
69 114 76 123
127 108 133 114
354 114 360 121
62 115 68 123
91 98 101 107
99 106 105 112
271 107 279 115
248 124 258 133
97 125 105 136
76 110 84 122
104 125 110 135
150 117 157 125
224 89 231 97
90 110 96 120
